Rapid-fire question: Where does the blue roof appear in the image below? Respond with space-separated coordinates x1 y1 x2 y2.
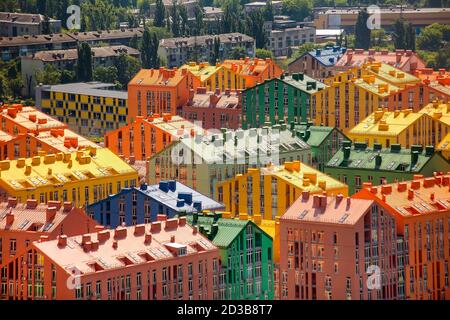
307 46 346 67
137 181 225 213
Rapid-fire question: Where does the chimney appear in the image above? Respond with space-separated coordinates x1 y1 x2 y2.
112 240 118 249
97 230 110 242
430 193 435 201
397 182 407 192
6 209 14 225
150 221 162 233
336 194 344 204
168 180 176 192
134 224 146 236
170 235 175 243
57 235 67 247
302 190 310 201
408 189 414 200
47 200 61 210
144 232 152 244
157 214 167 222
209 93 220 107
178 216 187 226
192 225 198 235
114 227 127 239
346 197 351 207
165 218 178 230
26 199 38 209
46 206 57 222
63 202 72 211
7 197 17 207
313 195 320 208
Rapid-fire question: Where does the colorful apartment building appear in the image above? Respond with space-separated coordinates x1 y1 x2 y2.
182 58 283 91
148 124 312 198
128 67 193 120
291 122 349 172
86 180 224 228
1 217 220 300
0 198 97 267
35 82 128 140
242 73 327 129
104 113 203 161
178 87 242 130
186 212 274 300
418 101 450 146
325 141 450 195
347 108 432 148
0 148 138 207
353 174 450 300
321 63 424 132
437 132 450 160
217 161 348 219
414 68 450 102
287 46 346 81
278 192 400 300
334 49 426 74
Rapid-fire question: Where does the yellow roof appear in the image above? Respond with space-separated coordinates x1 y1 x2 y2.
181 62 222 82
261 161 347 194
0 148 137 191
354 75 402 97
349 109 423 137
365 62 421 86
419 101 450 127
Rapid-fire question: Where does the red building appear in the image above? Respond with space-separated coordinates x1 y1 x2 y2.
1 215 220 300
178 87 242 130
354 174 450 300
278 191 399 300
0 197 97 268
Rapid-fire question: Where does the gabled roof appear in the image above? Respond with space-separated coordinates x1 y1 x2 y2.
289 46 346 67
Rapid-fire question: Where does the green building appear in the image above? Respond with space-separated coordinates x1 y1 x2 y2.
186 212 274 300
325 141 450 195
241 73 327 129
291 121 349 172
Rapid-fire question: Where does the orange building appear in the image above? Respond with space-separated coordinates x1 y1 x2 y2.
1 216 220 300
0 104 99 160
414 68 450 103
127 67 197 120
278 191 399 300
104 113 203 161
221 58 284 89
354 174 450 300
0 197 97 268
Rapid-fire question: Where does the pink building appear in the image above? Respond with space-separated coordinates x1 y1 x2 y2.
334 49 426 74
177 87 242 130
1 215 220 300
278 191 399 300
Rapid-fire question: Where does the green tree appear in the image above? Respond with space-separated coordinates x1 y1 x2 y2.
230 46 247 59
210 36 221 64
141 27 160 69
9 78 24 99
129 34 140 49
179 4 188 36
193 4 204 36
60 70 76 84
0 74 6 100
256 48 274 59
264 0 274 21
354 9 371 50
417 25 443 51
154 0 166 27
406 22 416 51
246 10 267 49
36 64 61 85
394 19 406 49
170 0 180 37
117 54 141 88
42 15 51 35
77 42 93 82
94 66 119 83
281 0 312 22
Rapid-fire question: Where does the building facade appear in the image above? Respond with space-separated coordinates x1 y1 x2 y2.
1 217 220 300
0 12 61 37
35 82 128 140
159 33 255 68
278 192 400 300
0 148 138 207
217 161 348 219
187 212 274 300
353 174 450 300
268 26 316 57
242 73 327 129
86 180 224 229
325 141 450 195
148 125 312 198
104 114 203 161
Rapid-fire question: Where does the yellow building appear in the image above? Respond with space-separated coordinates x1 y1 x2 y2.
217 161 348 220
437 132 450 160
418 100 450 146
36 82 128 141
0 147 138 207
348 108 432 148
320 62 423 133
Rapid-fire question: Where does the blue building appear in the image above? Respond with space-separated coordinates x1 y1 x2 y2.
87 180 225 228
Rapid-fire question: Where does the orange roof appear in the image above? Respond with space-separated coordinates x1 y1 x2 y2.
0 104 67 132
34 128 99 152
222 57 276 77
357 174 450 218
0 129 15 143
281 191 372 225
0 198 80 233
32 216 217 275
128 67 188 87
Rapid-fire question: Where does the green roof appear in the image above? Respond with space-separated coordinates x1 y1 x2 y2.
292 124 335 147
326 142 435 172
186 215 249 248
281 74 327 94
